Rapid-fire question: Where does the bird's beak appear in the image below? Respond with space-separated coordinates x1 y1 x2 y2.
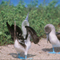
46 33 49 43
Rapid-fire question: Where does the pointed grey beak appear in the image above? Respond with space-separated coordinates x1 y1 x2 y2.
25 13 29 21
46 33 49 43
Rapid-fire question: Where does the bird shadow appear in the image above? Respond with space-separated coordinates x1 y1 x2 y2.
9 53 36 58
42 47 60 52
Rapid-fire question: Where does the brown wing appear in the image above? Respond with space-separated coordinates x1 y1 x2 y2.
25 26 39 44
6 22 22 40
56 32 60 40
14 21 26 48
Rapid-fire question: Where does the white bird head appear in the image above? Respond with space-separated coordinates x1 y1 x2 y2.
44 24 56 43
44 24 55 34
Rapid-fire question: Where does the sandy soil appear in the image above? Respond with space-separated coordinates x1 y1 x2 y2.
0 38 60 60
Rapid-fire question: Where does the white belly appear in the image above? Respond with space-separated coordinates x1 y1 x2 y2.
14 40 25 53
49 35 57 44
49 33 60 47
14 39 31 54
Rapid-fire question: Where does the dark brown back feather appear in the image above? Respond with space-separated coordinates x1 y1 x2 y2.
56 32 60 40
25 26 39 44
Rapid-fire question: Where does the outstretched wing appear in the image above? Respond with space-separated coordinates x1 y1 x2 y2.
11 24 22 36
25 26 39 44
6 22 22 40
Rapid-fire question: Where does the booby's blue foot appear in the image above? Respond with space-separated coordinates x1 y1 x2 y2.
18 54 24 59
25 55 32 60
57 52 60 54
18 55 32 60
49 47 56 54
49 51 56 54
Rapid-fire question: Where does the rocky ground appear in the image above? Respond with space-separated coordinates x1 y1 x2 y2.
0 38 60 60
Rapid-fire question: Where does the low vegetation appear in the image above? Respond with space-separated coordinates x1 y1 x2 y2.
0 0 60 45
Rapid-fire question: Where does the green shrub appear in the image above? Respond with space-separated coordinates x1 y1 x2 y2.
0 0 60 45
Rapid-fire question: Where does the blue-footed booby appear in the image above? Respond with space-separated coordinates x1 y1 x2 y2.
44 24 60 54
6 13 40 59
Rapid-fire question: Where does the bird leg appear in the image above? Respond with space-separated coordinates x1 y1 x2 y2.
57 52 60 54
25 55 32 60
49 47 56 54
18 54 24 59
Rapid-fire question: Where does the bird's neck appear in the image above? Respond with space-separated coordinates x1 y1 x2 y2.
49 29 57 40
50 29 56 35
